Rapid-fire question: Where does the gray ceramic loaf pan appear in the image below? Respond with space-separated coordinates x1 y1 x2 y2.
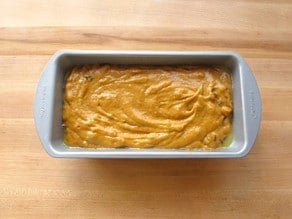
34 50 261 158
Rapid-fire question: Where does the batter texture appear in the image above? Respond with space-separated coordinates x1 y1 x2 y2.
63 65 233 149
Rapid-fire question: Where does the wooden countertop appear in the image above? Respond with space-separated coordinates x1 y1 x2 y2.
1 1 292 218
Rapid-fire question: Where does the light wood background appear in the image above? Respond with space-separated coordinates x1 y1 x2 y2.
1 1 292 218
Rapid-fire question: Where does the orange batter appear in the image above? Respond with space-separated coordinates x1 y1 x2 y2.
63 65 233 149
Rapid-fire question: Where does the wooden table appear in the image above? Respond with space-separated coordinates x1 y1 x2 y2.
1 1 292 218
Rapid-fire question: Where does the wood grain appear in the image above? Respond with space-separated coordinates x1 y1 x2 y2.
0 1 292 218
0 27 291 58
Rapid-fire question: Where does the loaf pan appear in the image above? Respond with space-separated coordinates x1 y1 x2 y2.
34 50 261 158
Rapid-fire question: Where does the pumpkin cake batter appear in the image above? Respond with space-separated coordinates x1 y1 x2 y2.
63 64 233 149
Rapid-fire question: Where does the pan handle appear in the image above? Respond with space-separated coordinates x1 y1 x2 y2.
240 56 262 156
33 58 57 156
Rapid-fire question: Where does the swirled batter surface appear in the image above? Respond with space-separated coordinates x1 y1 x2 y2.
63 65 232 149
